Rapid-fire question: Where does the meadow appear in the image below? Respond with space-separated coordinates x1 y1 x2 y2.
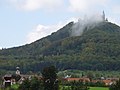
60 86 109 90
90 87 109 90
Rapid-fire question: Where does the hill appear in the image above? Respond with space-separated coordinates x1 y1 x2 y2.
0 21 120 73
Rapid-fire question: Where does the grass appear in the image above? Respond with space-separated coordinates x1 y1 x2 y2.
11 84 19 90
0 85 109 90
60 86 109 90
90 87 109 90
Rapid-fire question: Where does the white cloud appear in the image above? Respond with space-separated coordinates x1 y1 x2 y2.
0 47 2 50
9 0 63 11
26 24 61 43
67 0 120 26
68 0 108 13
26 18 77 44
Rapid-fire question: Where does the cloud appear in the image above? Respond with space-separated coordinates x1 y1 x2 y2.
26 18 77 44
68 0 107 13
9 0 63 11
71 14 104 37
0 47 2 50
26 24 62 44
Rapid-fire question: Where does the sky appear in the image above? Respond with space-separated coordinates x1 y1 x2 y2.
0 0 120 48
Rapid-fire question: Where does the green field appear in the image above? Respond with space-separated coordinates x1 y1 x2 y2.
90 87 109 90
0 86 109 90
60 86 109 90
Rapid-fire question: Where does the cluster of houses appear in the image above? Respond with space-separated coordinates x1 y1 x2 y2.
2 67 119 88
2 67 39 88
63 76 119 86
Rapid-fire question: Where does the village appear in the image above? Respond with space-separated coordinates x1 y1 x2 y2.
1 66 119 90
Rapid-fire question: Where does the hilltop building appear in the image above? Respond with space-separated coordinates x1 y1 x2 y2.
102 11 105 21
102 11 108 22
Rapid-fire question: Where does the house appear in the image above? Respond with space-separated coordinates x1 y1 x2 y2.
91 79 113 86
102 80 113 86
106 78 119 81
64 77 90 82
3 74 12 87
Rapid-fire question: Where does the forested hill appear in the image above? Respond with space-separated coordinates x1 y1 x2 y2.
0 21 120 73
0 22 74 57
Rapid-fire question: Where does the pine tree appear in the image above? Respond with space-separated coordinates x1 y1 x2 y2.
42 66 58 90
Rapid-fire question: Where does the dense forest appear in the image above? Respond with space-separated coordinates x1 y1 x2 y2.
0 21 120 74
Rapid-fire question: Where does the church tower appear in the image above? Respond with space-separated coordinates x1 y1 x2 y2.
16 67 20 75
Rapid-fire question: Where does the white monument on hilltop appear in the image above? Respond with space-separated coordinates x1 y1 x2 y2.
102 11 108 22
102 11 105 21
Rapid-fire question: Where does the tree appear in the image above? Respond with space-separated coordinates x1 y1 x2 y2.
30 77 43 90
19 77 43 90
109 79 120 90
70 80 89 90
86 72 94 81
42 66 59 90
19 78 30 90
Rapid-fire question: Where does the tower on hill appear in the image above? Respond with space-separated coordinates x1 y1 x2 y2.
102 11 105 21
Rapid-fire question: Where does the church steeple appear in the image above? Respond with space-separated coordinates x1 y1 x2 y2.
16 67 20 75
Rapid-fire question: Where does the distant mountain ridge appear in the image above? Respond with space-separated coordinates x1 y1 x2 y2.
0 21 120 73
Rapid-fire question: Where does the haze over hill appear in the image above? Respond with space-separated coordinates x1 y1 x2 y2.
71 11 105 37
0 14 120 73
